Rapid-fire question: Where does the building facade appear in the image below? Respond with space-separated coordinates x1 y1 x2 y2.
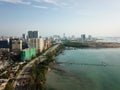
22 34 26 40
28 31 38 38
12 39 22 51
44 39 51 50
81 34 86 42
28 38 44 53
21 48 36 61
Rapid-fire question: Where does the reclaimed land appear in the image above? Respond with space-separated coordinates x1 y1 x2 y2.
64 41 120 48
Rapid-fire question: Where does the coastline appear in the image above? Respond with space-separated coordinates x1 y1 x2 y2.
44 43 120 90
45 62 68 90
45 47 120 90
45 63 68 90
45 62 93 90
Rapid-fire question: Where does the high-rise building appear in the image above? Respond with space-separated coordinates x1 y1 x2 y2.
12 39 22 51
81 34 86 41
88 35 92 40
22 34 26 39
0 40 9 48
44 39 51 50
28 31 38 38
28 38 44 53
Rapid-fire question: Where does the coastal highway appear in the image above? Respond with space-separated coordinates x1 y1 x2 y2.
14 57 46 90
13 44 60 90
44 44 60 55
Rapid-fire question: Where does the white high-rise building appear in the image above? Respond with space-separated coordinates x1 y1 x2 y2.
39 38 44 52
28 38 44 53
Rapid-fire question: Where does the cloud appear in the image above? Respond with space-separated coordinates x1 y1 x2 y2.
33 5 48 9
0 0 70 10
0 0 31 5
34 0 58 6
34 0 68 7
61 2 68 6
0 0 76 8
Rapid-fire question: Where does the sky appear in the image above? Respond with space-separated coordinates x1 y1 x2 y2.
0 0 120 37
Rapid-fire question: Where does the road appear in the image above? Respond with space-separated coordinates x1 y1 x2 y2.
13 44 60 90
14 57 46 90
44 44 60 55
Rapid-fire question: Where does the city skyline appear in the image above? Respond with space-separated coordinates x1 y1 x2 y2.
0 0 120 37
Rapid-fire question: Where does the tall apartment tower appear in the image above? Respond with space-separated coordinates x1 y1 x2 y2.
22 34 26 39
28 38 44 53
28 31 38 38
81 34 86 42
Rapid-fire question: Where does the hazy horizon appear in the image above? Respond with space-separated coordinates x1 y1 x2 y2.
0 0 120 37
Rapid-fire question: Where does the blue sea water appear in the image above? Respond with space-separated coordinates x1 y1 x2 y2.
47 48 120 90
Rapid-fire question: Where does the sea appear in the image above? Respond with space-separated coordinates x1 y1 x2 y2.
46 37 120 90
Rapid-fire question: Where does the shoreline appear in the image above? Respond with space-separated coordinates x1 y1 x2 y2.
45 62 68 90
64 42 120 48
44 45 120 90
44 43 120 90
45 62 93 90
